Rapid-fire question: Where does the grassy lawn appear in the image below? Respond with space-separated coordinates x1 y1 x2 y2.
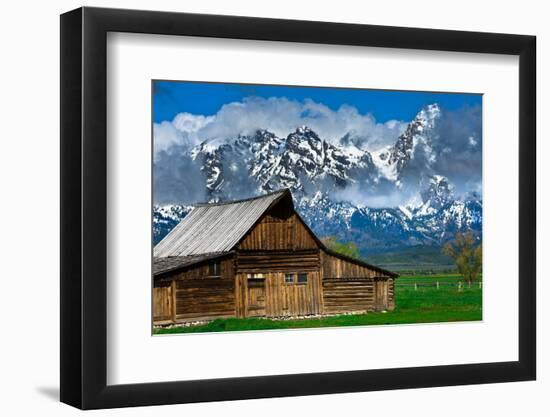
154 274 482 335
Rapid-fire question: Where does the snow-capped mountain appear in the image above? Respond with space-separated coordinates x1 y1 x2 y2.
191 125 375 200
153 103 482 252
153 204 192 245
371 103 440 184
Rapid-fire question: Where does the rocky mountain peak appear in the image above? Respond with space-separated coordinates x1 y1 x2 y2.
385 103 441 178
296 125 315 134
420 175 454 209
249 129 278 143
415 103 441 130
286 125 324 156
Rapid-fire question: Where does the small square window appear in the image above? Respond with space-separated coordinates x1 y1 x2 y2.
285 274 295 284
297 273 308 284
208 261 221 277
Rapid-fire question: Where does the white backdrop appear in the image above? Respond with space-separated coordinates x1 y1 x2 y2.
0 0 546 416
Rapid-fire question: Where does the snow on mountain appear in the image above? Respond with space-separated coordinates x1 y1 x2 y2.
153 204 192 243
410 176 481 243
373 103 441 183
153 103 482 250
190 124 375 200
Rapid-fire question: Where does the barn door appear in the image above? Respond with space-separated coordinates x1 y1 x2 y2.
247 278 266 317
153 283 174 323
376 280 389 311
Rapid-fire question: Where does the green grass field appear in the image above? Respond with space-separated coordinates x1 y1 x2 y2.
154 274 482 335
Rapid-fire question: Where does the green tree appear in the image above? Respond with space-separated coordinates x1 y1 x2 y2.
321 236 361 259
442 232 482 283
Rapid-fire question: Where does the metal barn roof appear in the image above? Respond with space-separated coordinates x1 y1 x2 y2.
154 190 289 257
153 252 232 276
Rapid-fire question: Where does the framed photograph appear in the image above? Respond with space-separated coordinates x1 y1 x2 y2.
60 6 536 409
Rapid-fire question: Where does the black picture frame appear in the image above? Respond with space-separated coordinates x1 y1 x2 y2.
60 6 536 410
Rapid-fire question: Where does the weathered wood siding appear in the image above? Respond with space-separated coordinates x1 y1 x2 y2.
320 250 395 313
321 250 382 279
175 278 235 321
157 258 234 281
387 278 395 311
322 278 375 313
153 282 173 322
235 272 323 318
153 257 236 323
236 250 319 273
375 279 387 311
238 212 318 251
235 248 322 317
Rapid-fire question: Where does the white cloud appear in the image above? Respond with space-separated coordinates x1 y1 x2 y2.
153 113 214 158
333 183 418 208
153 121 184 155
172 112 214 134
153 96 406 155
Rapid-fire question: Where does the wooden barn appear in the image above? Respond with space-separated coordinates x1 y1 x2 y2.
153 189 398 325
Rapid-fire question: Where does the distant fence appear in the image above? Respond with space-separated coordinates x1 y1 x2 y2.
396 281 482 290
381 266 458 276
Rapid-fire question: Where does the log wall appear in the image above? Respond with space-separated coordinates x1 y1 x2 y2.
320 250 395 313
322 278 375 313
321 250 381 279
158 257 234 281
236 250 319 273
174 278 235 321
153 257 236 324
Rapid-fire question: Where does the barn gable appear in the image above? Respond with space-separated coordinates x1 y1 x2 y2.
237 192 319 251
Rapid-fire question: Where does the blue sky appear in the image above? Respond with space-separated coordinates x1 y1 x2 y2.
153 80 482 124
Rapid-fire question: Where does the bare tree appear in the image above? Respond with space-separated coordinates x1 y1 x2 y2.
442 232 482 283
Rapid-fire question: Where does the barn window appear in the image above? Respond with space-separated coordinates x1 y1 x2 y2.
285 274 295 284
208 261 221 277
297 273 308 284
